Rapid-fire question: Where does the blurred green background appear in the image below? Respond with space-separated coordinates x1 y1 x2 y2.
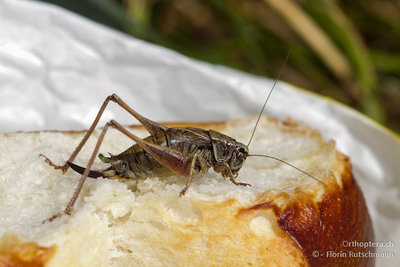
40 0 400 134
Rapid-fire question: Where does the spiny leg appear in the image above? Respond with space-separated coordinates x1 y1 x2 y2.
179 152 211 196
40 94 167 173
43 120 113 223
111 94 167 136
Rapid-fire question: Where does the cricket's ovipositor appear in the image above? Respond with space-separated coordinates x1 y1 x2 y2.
40 53 324 223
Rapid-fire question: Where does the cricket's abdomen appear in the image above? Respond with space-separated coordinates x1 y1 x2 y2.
115 143 175 179
105 128 214 180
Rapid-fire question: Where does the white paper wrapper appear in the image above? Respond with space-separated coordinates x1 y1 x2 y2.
0 0 399 265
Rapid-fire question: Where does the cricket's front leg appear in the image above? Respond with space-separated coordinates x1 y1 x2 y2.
179 152 211 196
179 152 199 196
214 163 251 187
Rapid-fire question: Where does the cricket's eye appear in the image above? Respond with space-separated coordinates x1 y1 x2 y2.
238 145 249 155
230 149 246 172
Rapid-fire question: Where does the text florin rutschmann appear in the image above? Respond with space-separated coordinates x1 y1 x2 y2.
325 250 393 258
311 240 395 259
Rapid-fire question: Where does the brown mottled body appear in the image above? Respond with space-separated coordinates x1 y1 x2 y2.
69 126 249 186
96 128 215 180
41 94 249 222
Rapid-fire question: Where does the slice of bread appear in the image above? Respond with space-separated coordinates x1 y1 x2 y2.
0 116 374 266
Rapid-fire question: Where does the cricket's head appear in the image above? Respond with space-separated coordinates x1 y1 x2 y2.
209 129 249 175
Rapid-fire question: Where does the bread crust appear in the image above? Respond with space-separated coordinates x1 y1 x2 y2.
240 152 374 266
0 234 57 267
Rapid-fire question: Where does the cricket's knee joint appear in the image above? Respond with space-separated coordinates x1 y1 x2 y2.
108 120 118 127
109 94 121 103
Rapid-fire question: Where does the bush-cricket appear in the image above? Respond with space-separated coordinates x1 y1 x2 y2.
40 51 325 223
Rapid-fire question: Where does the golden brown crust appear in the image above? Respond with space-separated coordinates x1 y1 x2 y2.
240 153 374 267
0 234 57 267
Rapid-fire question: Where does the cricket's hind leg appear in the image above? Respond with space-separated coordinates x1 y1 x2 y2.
39 94 168 173
42 119 189 223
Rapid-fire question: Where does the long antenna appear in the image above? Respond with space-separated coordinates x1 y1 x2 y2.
247 49 292 147
248 154 327 186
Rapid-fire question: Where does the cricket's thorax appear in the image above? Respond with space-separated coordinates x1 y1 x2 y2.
100 127 215 180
